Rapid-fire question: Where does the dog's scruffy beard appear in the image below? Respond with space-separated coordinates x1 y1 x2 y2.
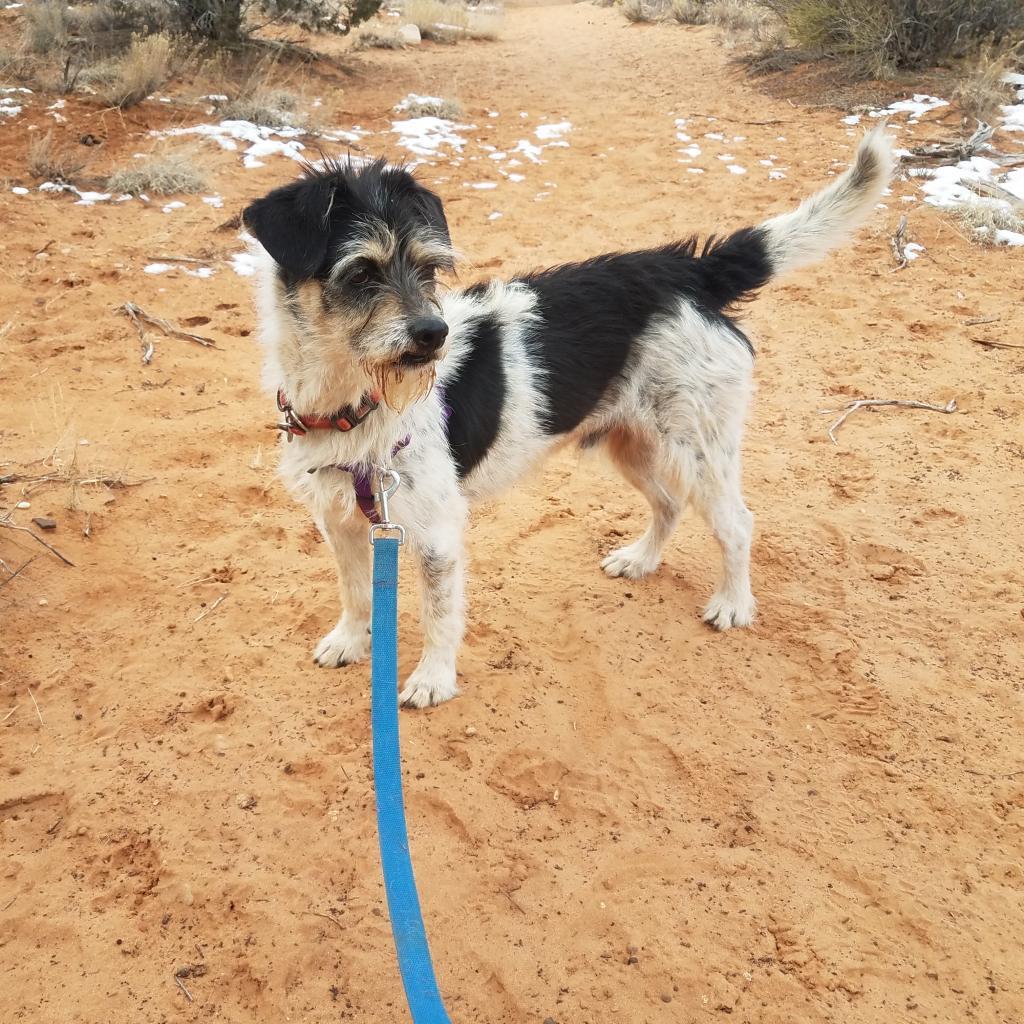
364 356 439 412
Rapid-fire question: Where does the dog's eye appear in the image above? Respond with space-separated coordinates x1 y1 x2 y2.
350 268 371 286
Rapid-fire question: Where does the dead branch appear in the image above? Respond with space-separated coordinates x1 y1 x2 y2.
963 316 1000 326
821 398 958 445
119 303 218 365
194 594 227 623
890 215 909 269
908 121 994 162
0 520 75 566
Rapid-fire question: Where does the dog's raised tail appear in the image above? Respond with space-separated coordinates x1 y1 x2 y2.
695 126 894 309
759 125 894 275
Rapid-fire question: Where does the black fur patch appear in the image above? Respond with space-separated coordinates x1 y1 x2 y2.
242 158 452 282
443 314 505 478
516 228 771 436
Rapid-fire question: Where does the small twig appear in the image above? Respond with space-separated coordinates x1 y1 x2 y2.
46 816 63 835
0 521 75 566
821 398 958 445
302 910 345 931
27 687 43 728
890 215 909 269
145 254 219 265
0 555 38 590
1 706 18 723
963 316 1000 327
194 594 227 623
972 338 1024 350
174 975 194 1002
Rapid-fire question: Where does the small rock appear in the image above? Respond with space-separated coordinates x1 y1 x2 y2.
627 956 638 965
32 517 57 530
543 1018 558 1024
38 598 48 606
235 793 257 811
464 725 477 737
15 501 30 509
398 23 421 44
660 994 672 1003
175 964 208 979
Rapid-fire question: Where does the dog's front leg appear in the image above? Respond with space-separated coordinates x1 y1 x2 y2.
400 514 467 709
312 506 373 668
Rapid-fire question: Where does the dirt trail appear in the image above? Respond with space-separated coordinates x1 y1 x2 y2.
2 5 1023 1023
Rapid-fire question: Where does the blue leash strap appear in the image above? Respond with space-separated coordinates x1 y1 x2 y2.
371 535 453 1024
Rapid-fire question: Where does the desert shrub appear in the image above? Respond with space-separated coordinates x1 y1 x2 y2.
27 130 86 181
621 0 662 21
101 33 176 108
23 0 70 54
953 43 1019 121
106 152 207 194
754 0 1024 76
217 88 304 125
162 0 382 38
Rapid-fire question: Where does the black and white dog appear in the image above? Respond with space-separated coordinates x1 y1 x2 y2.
243 127 893 707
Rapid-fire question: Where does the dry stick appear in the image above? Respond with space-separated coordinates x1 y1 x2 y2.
964 316 1000 326
302 909 345 931
822 398 958 445
119 303 218 356
174 975 194 1003
1 706 18 723
890 215 909 269
27 687 43 728
194 594 227 623
0 521 75 566
972 338 1024 350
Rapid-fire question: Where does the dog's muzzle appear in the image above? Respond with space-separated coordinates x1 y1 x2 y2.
400 316 449 366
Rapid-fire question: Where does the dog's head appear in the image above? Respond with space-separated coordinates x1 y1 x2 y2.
243 159 455 391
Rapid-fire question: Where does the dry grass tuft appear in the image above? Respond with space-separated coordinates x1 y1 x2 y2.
622 0 661 22
351 27 407 49
402 0 503 41
953 44 1020 123
217 89 304 127
27 130 86 182
100 33 175 109
397 95 463 118
106 152 206 196
950 201 1024 244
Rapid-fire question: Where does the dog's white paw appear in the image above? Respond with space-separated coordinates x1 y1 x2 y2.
601 542 660 580
313 618 371 667
399 663 459 709
703 592 756 630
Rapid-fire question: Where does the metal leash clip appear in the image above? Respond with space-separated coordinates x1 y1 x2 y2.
369 468 405 545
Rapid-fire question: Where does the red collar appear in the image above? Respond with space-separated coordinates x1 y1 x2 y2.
275 388 381 440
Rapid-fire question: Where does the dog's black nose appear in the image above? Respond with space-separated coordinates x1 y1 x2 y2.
409 316 449 352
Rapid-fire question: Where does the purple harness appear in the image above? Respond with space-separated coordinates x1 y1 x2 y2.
311 389 450 525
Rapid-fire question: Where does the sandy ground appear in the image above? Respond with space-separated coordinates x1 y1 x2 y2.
2 4 1024 1023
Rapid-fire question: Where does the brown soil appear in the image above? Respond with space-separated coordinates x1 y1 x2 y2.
2 6 1023 1024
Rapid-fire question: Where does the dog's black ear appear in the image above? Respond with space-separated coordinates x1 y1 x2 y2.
243 176 337 280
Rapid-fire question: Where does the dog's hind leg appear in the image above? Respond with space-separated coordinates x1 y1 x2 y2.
601 427 687 580
312 509 373 668
692 449 755 630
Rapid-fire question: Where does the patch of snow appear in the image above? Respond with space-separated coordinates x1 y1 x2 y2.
681 144 701 159
202 195 224 208
469 182 497 189
993 228 1024 246
395 93 446 111
74 190 111 205
11 186 28 195
842 114 861 126
769 170 786 180
488 211 503 221
186 266 216 279
512 139 544 164
231 251 259 277
870 94 948 123
507 173 525 183
155 119 307 168
676 131 691 142
162 200 186 213
488 151 507 160
718 154 735 162
704 132 725 141
686 168 705 175
145 263 172 275
904 242 924 260
727 165 747 175
535 121 571 141
390 116 469 158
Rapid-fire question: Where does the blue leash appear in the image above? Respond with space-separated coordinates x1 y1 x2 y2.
371 524 453 1024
